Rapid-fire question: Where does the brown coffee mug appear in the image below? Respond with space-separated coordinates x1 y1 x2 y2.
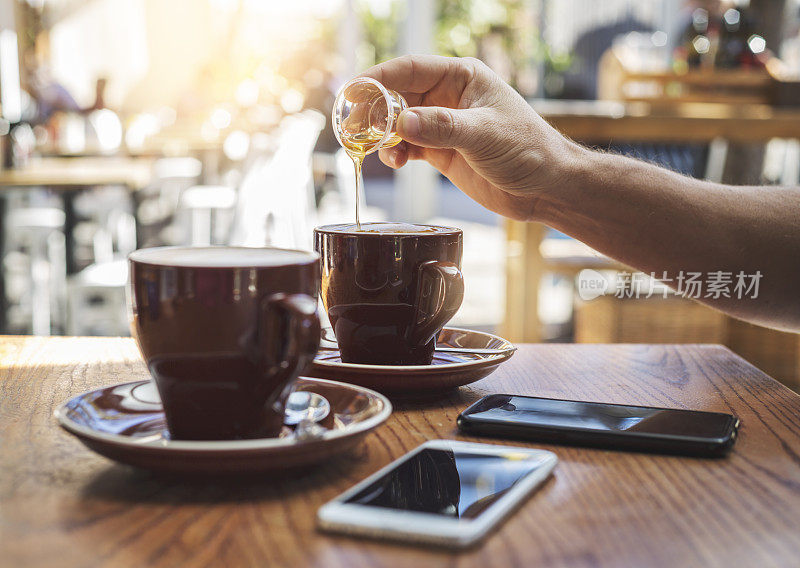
314 222 463 365
129 246 321 440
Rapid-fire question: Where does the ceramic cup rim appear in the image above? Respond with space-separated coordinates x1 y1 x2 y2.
314 223 463 238
128 245 319 269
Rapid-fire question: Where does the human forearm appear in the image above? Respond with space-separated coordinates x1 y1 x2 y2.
534 147 800 331
363 55 800 331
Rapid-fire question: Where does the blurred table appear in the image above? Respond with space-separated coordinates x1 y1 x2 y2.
3 336 800 567
533 99 800 143
38 141 221 160
506 100 800 344
0 157 154 188
37 132 223 182
0 156 154 274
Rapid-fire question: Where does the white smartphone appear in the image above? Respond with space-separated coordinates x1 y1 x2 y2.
317 439 557 548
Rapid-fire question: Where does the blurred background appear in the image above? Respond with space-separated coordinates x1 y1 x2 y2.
0 0 799 389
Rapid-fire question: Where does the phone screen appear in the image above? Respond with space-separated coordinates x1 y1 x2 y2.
343 447 551 519
462 395 736 439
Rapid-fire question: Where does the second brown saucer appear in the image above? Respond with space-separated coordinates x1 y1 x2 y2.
309 327 515 395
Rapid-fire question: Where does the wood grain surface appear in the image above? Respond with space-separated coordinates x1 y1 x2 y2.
2 336 800 567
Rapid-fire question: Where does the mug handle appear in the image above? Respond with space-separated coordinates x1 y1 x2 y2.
257 293 321 401
411 260 464 346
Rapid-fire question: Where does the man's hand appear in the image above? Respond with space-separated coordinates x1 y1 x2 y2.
360 55 583 221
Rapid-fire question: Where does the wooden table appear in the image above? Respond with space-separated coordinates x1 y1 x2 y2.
2 336 800 567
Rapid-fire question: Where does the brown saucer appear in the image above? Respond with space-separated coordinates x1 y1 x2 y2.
309 327 515 394
55 377 391 474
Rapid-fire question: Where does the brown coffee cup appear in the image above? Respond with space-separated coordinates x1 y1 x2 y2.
129 246 320 440
314 222 463 365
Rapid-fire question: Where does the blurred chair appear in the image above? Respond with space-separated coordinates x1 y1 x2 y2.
5 208 67 335
66 207 137 337
66 259 129 336
334 149 362 213
763 138 800 186
316 149 387 226
229 110 324 250
178 185 237 246
137 157 202 247
73 185 136 269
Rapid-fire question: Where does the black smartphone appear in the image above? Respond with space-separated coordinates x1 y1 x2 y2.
457 394 739 457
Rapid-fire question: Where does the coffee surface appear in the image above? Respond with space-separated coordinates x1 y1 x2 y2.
318 222 459 235
129 246 315 268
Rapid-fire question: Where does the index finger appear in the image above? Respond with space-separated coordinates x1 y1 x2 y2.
360 55 471 95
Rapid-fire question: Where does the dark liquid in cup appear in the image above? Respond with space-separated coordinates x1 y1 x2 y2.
129 247 320 440
315 223 463 366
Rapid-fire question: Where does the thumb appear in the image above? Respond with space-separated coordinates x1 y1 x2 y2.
396 107 475 150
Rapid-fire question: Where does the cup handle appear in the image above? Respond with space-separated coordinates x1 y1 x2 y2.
411 260 464 346
257 293 321 400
